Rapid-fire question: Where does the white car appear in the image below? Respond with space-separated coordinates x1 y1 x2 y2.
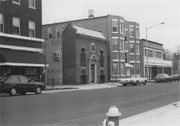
119 75 148 86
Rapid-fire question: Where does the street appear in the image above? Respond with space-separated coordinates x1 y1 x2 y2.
0 82 180 126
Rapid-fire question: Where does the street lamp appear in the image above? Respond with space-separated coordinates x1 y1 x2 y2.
145 22 165 80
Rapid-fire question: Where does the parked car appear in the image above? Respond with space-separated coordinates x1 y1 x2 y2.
119 75 148 86
171 74 180 81
154 74 173 83
0 75 45 96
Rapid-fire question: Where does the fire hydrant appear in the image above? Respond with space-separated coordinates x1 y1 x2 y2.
103 105 121 126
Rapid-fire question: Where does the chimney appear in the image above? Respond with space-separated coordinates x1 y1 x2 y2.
88 9 94 18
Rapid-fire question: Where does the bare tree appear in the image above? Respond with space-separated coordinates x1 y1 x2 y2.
163 48 173 60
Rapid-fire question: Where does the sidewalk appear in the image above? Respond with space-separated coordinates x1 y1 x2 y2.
119 101 180 126
44 83 120 93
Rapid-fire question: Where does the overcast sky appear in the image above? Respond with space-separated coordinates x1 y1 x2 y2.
42 0 180 51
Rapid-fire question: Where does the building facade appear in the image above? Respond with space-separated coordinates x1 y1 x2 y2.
42 14 141 83
173 53 180 74
62 23 107 84
141 39 173 80
0 0 44 81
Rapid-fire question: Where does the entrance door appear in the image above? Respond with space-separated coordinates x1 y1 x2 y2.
91 64 95 83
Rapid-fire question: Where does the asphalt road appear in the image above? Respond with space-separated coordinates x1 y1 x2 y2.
0 82 179 126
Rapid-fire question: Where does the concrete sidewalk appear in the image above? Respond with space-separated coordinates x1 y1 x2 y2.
119 101 180 126
43 83 120 93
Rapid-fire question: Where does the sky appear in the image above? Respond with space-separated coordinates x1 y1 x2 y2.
42 0 180 51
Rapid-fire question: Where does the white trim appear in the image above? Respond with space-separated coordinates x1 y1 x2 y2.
136 61 140 63
121 60 125 62
12 0 21 5
112 19 118 21
120 20 124 23
129 53 135 55
113 59 119 62
0 62 47 67
130 61 136 63
0 44 42 52
136 25 139 28
120 37 125 40
125 50 128 52
0 32 44 42
136 41 140 43
129 25 134 27
129 40 135 43
112 50 119 53
129 36 135 38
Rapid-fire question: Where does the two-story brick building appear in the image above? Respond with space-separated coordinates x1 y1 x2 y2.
141 39 173 80
42 13 142 84
0 0 45 81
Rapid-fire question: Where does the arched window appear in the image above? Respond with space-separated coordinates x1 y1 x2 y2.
80 47 86 67
99 50 104 67
48 27 52 38
0 13 4 32
56 26 61 37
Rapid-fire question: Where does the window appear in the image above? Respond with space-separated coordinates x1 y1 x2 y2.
56 26 61 37
155 51 162 58
136 43 140 54
135 28 140 38
0 13 4 32
130 63 135 74
125 52 128 63
120 22 124 34
120 39 124 52
136 63 140 74
112 39 118 51
28 21 35 37
91 43 96 52
6 76 20 83
129 27 134 36
48 27 52 38
130 43 135 53
113 61 119 76
99 50 104 68
19 76 28 83
80 47 86 67
112 20 118 33
148 50 153 57
144 49 148 56
12 17 20 35
13 0 20 4
121 63 125 75
53 51 60 62
29 0 35 9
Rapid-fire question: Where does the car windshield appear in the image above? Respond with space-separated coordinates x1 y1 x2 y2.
156 74 168 78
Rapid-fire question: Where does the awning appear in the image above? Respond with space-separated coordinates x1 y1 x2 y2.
0 49 46 67
125 63 133 68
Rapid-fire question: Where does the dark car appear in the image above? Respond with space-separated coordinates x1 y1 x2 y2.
0 75 45 96
154 74 173 83
171 74 180 81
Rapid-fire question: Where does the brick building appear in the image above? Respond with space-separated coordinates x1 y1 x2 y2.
62 23 107 84
42 14 142 84
0 0 45 81
141 39 173 80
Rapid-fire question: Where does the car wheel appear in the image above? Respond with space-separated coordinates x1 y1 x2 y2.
10 87 17 96
144 80 147 85
35 86 42 94
20 92 26 95
123 84 127 86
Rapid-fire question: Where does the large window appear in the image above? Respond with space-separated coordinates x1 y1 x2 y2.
120 22 124 34
0 13 4 32
136 43 140 54
154 51 162 58
91 43 96 52
113 61 119 76
56 26 61 37
28 0 35 9
130 43 135 53
121 63 125 75
135 28 140 38
148 50 153 57
129 27 134 36
28 21 35 37
130 63 135 74
80 47 86 67
112 38 118 51
112 20 118 33
12 17 20 35
48 27 52 38
136 63 140 74
99 50 104 68
120 39 124 52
